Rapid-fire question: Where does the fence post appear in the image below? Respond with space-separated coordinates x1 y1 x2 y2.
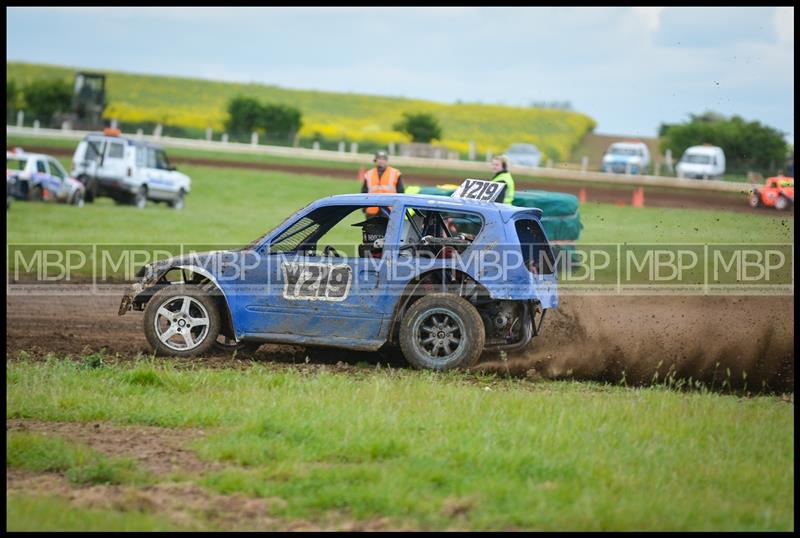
351 142 358 154
312 141 320 151
388 142 396 156
222 133 229 144
154 124 162 138
665 149 673 173
111 118 118 129
486 151 493 162
136 128 144 139
468 141 476 161
61 121 70 131
546 158 553 168
251 132 258 146
338 141 346 154
655 162 661 177
206 127 213 141
16 110 24 128
33 120 40 131
581 156 588 173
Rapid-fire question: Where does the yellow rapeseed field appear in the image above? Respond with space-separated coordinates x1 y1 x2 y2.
8 62 596 159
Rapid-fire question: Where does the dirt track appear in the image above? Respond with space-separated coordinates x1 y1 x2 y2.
6 291 793 392
22 145 790 215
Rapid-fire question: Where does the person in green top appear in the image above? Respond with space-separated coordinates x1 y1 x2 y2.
490 154 515 204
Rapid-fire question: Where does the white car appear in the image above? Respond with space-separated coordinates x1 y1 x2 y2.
72 131 191 209
505 143 542 168
601 142 651 175
6 149 86 206
676 145 726 180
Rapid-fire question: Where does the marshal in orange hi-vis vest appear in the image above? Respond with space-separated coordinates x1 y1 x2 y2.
364 166 401 215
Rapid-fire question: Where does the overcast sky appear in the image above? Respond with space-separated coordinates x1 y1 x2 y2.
6 6 795 141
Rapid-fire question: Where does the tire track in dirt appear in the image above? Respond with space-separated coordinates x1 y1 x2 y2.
6 290 793 391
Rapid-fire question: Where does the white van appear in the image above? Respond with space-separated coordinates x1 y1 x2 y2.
601 141 650 174
72 131 191 209
676 145 726 180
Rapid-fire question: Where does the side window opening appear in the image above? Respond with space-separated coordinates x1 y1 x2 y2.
107 142 125 159
400 207 483 258
36 160 48 174
269 205 393 259
515 218 555 275
49 160 65 179
146 147 157 169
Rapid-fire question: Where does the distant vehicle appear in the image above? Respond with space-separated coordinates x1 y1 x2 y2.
676 145 726 180
749 175 794 211
72 130 191 209
53 72 107 131
601 141 650 174
505 143 542 167
6 148 86 206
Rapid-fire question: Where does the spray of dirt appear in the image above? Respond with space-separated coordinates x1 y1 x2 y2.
477 295 794 392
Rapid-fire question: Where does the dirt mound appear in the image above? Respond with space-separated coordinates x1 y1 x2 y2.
477 295 794 392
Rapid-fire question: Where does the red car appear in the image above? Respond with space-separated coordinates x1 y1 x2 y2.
749 175 794 210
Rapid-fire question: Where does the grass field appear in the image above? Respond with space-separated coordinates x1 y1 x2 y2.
7 161 792 246
5 358 795 531
6 146 795 531
7 61 596 159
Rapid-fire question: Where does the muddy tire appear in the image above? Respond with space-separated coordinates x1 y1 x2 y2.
775 195 789 211
144 284 221 357
399 293 485 371
749 192 761 208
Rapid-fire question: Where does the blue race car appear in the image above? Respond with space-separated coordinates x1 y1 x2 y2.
119 181 559 370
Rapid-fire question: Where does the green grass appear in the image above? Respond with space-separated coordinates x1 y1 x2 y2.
6 495 187 531
7 431 151 486
6 358 795 531
7 61 596 159
7 163 791 247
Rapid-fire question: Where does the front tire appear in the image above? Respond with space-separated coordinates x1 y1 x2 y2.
775 195 789 211
399 294 485 371
71 190 85 207
170 189 185 210
143 285 221 357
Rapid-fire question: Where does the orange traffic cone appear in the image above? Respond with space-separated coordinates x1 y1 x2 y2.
631 187 645 207
578 188 587 204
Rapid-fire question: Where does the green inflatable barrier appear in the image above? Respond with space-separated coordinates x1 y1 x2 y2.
414 185 583 242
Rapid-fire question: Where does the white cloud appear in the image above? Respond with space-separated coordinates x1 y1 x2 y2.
775 7 794 44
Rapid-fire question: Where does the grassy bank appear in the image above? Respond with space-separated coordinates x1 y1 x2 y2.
5 358 795 531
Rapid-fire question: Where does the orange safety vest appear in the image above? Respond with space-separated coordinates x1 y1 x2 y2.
364 166 401 216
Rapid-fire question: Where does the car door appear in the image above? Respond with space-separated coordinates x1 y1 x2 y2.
46 158 70 201
234 205 394 343
98 139 127 184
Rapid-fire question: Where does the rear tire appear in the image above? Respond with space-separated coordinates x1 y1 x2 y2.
749 192 761 208
775 195 789 211
143 284 221 357
133 186 147 209
399 294 485 371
